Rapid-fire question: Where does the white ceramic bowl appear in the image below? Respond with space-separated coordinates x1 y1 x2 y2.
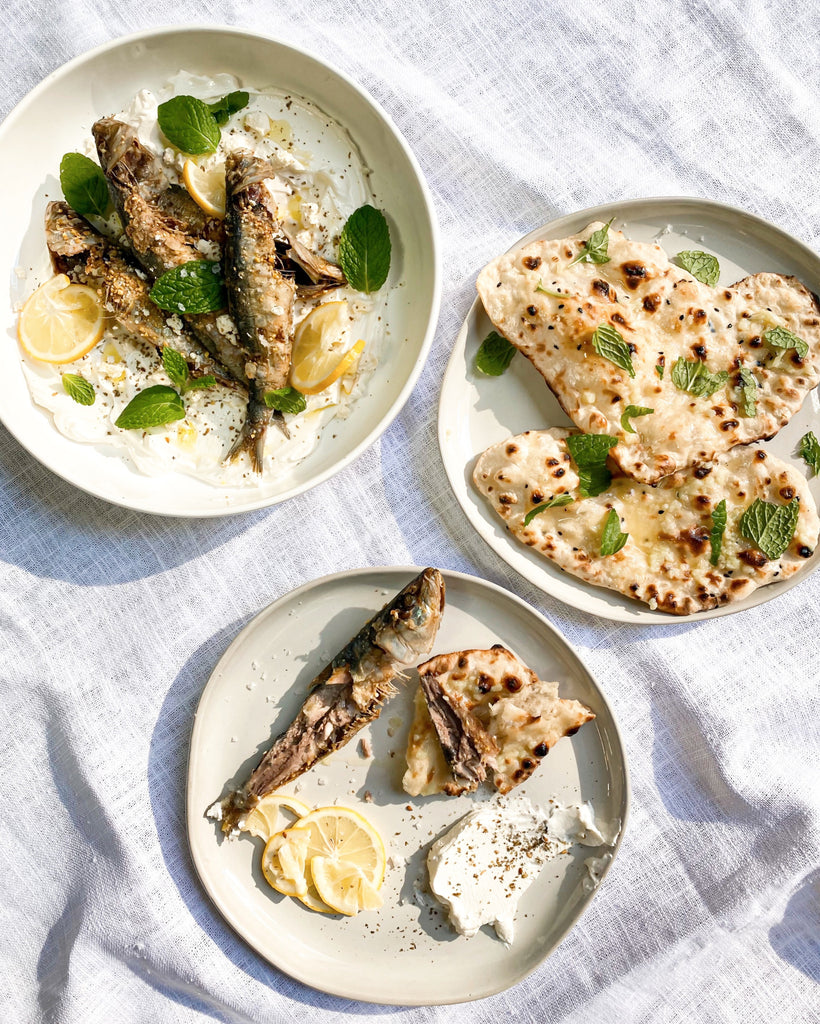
0 26 440 515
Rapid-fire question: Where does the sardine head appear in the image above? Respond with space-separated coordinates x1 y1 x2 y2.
372 568 445 665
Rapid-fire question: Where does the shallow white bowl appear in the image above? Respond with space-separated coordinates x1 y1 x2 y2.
0 26 440 516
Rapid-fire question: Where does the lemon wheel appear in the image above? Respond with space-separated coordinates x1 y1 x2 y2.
290 301 365 395
242 794 310 842
18 274 105 364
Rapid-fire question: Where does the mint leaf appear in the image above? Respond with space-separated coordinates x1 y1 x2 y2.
676 250 720 286
655 363 664 379
59 153 109 218
264 386 307 415
591 324 635 378
208 90 249 126
600 509 628 556
475 331 516 376
150 261 224 314
763 325 809 360
523 494 574 526
621 404 653 434
535 280 571 299
162 346 190 391
570 218 613 266
739 497 799 560
115 385 186 429
157 95 220 155
62 372 95 405
798 431 820 475
738 368 758 417
187 375 216 390
566 433 618 498
338 205 391 292
671 357 728 398
709 498 727 566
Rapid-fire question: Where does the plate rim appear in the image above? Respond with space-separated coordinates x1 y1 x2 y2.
438 194 820 624
185 564 631 1005
0 24 442 518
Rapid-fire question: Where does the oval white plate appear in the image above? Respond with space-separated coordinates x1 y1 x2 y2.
0 26 440 516
187 567 629 1005
439 197 820 624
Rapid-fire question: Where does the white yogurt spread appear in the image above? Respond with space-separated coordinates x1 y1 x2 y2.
427 796 620 944
23 71 387 488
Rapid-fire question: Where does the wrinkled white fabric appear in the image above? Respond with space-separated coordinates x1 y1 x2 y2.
1 1 819 1021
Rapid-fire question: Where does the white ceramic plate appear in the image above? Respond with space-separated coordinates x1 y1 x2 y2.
0 26 440 516
187 567 629 1005
440 197 820 624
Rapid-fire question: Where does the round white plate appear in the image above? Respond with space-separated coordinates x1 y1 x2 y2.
0 26 440 516
187 567 629 1005
439 197 820 624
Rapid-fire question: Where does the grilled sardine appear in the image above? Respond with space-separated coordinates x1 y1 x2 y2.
210 568 445 834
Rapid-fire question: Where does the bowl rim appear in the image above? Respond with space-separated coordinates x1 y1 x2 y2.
0 24 442 517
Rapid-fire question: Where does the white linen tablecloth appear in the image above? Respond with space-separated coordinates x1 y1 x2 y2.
1 1 819 1020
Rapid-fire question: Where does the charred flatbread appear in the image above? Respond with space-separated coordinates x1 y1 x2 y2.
473 427 819 614
403 646 594 796
477 224 820 484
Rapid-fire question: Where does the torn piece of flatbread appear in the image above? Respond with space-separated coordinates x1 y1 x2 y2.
476 223 820 483
403 646 594 797
473 427 819 615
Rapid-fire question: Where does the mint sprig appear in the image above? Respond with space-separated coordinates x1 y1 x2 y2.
150 262 224 315
566 433 618 498
115 385 186 430
739 497 799 560
475 331 517 376
709 498 727 566
162 346 215 393
591 324 635 378
264 387 307 415
157 95 221 155
762 325 809 360
738 368 758 417
338 205 391 293
570 219 613 266
671 357 729 398
523 494 574 526
208 90 249 126
798 431 820 475
676 250 720 286
600 509 628 556
59 153 110 218
620 405 653 434
62 373 95 406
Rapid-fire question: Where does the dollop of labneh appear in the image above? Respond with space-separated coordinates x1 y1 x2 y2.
427 797 620 944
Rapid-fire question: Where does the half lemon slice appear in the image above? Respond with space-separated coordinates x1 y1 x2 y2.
290 300 365 395
182 158 226 218
18 275 105 364
242 793 310 842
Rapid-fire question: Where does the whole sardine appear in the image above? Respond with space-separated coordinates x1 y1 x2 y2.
210 568 446 834
45 201 233 383
223 151 298 468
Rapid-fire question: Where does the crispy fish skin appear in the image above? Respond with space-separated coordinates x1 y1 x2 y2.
92 118 250 386
45 201 233 382
224 151 298 469
211 568 445 834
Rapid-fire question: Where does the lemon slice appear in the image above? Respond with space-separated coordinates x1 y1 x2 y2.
290 301 365 395
242 794 310 842
261 830 310 897
310 856 384 916
18 275 105 364
286 806 386 887
182 159 226 218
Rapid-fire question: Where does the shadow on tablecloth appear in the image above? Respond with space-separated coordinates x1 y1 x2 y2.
0 423 265 586
146 618 404 1018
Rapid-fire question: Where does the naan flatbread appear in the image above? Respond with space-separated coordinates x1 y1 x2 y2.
477 224 820 483
403 646 594 796
473 427 819 614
